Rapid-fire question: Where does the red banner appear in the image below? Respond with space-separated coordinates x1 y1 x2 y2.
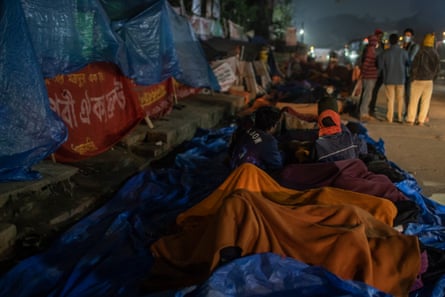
46 62 202 162
174 79 202 102
46 62 145 162
126 78 174 120
127 78 201 120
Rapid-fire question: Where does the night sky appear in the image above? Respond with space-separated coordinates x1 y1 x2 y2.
291 0 445 49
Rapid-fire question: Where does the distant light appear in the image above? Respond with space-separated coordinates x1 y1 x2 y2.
350 52 358 59
299 29 304 35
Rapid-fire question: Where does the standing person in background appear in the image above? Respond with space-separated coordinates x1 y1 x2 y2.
406 33 440 126
402 28 420 113
358 35 379 122
286 44 309 81
323 51 353 96
368 29 385 117
379 33 409 123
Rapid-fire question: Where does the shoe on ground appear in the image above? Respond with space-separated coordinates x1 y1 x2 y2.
360 115 374 122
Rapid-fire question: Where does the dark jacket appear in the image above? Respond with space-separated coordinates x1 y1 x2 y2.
229 127 283 172
411 47 440 81
379 45 409 85
315 124 367 163
404 42 420 78
361 36 379 79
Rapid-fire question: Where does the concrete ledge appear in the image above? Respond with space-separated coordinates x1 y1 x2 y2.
0 223 16 256
0 91 245 262
0 162 78 206
186 93 245 116
145 94 238 148
119 124 150 148
131 142 169 159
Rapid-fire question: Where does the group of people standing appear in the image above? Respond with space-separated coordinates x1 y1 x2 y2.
358 28 441 125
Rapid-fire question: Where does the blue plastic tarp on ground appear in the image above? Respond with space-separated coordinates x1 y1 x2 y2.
182 253 391 297
1 126 445 297
0 127 233 297
1 0 219 182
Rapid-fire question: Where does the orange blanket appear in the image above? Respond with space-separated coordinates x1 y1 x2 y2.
148 164 420 297
177 163 397 226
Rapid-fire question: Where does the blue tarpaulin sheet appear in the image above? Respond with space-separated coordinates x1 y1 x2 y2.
1 126 445 297
0 0 219 182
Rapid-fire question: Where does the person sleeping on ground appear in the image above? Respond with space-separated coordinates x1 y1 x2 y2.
144 163 444 297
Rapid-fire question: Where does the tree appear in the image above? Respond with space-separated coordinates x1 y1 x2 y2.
168 0 292 41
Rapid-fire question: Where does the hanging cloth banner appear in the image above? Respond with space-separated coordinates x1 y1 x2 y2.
45 62 145 162
212 0 220 19
228 20 248 41
126 77 201 120
126 78 174 121
180 0 186 15
46 62 201 162
190 15 213 40
192 0 201 15
205 0 212 18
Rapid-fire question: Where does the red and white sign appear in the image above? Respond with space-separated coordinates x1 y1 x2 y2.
46 62 201 162
46 62 145 162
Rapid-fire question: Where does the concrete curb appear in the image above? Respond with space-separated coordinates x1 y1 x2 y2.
0 93 244 264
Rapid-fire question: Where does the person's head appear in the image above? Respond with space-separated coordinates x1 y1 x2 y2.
293 44 309 62
423 33 435 48
307 55 316 64
317 96 341 137
253 106 282 133
327 51 339 69
389 33 399 45
374 29 384 41
403 28 414 43
317 96 338 116
329 51 338 63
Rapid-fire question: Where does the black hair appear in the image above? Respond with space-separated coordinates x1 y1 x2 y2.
317 96 338 115
404 28 414 35
329 51 338 59
253 106 282 131
389 33 399 45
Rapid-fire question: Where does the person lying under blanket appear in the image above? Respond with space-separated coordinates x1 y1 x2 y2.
143 163 445 297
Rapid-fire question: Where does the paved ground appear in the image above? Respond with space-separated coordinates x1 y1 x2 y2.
361 80 445 201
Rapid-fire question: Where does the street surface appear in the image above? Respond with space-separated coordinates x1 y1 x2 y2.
364 80 445 202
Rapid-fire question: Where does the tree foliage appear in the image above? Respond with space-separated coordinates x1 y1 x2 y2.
168 0 293 40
